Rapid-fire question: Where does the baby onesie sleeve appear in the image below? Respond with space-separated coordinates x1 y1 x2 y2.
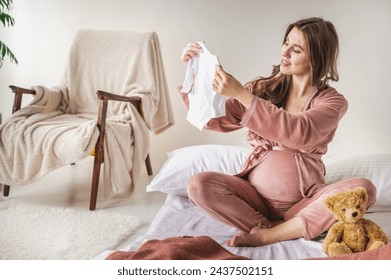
203 82 255 132
204 97 247 132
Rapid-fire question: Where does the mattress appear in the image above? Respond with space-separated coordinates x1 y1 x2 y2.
95 194 391 260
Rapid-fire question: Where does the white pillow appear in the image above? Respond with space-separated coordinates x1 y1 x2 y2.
324 154 391 211
146 145 251 197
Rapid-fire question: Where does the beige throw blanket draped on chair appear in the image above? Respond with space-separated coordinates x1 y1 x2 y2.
0 29 174 196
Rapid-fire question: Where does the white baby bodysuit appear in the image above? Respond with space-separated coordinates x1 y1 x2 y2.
182 41 227 130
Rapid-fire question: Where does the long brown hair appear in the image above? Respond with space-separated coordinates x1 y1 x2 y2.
248 17 339 107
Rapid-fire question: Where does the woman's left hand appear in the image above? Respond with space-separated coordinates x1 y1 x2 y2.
213 65 254 108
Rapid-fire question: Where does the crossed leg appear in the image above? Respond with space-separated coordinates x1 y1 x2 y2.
227 178 376 247
187 171 273 232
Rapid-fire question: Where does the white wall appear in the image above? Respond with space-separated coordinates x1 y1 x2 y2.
1 0 390 170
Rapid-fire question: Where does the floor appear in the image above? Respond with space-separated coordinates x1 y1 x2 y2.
0 156 167 250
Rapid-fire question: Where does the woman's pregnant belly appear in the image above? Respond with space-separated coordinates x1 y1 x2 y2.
247 150 303 215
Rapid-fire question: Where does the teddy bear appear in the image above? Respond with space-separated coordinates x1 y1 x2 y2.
322 187 388 257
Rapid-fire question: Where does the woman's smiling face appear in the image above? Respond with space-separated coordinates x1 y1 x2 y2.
280 27 311 78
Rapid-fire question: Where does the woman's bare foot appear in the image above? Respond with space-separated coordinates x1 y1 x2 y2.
227 217 303 247
227 226 268 247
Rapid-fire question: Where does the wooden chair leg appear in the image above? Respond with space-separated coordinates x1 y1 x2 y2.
3 184 10 196
90 97 108 211
145 154 153 175
89 151 102 211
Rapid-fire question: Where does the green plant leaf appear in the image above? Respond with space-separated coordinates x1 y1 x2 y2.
0 0 16 68
0 0 13 11
0 12 15 27
0 40 18 67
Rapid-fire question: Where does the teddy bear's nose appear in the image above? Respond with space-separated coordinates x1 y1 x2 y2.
352 212 358 217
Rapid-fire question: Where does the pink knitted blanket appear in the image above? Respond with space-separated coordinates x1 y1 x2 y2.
106 236 249 260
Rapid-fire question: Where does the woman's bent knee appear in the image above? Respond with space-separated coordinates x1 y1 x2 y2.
187 172 215 205
354 177 377 206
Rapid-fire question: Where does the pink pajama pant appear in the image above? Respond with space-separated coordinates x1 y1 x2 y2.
187 171 376 240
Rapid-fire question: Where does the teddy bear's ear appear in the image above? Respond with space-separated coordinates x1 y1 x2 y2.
356 187 368 204
324 195 335 212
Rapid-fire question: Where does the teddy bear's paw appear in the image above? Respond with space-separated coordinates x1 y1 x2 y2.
327 243 352 256
367 240 386 251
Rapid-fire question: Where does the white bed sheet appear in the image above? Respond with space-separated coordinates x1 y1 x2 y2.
95 194 391 260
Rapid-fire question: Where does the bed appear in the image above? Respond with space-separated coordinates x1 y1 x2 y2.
95 145 391 260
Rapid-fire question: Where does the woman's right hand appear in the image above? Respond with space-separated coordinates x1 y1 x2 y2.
180 42 203 63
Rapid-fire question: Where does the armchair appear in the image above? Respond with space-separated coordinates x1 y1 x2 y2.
2 86 153 210
0 29 173 210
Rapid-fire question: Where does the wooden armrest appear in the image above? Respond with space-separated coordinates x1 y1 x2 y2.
96 90 142 116
9 85 36 95
93 90 144 165
9 85 36 113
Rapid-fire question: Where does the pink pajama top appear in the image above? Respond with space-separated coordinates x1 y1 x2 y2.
204 81 348 203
